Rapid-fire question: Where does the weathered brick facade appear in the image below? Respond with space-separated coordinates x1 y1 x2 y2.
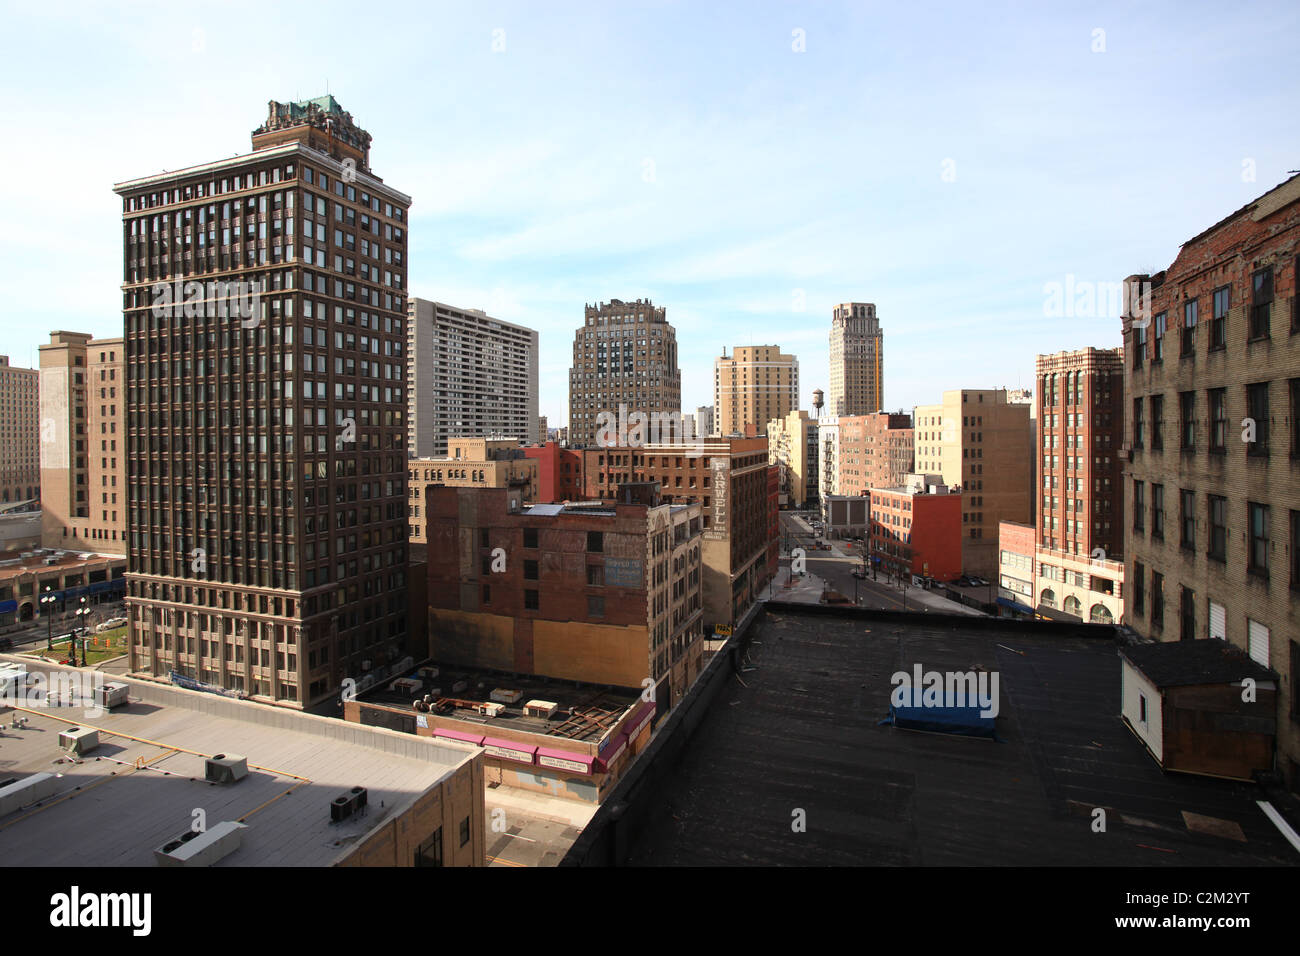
1122 174 1300 790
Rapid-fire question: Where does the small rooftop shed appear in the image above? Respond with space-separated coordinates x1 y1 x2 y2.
1120 640 1278 781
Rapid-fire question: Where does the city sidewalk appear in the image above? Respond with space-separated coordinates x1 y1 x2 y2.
483 783 599 830
766 565 984 616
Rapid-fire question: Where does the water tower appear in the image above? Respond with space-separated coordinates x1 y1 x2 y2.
811 388 824 420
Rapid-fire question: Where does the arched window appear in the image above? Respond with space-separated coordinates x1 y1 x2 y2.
1063 595 1082 617
1041 588 1057 609
1090 604 1114 624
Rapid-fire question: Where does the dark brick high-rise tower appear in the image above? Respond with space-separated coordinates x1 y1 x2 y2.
115 97 412 708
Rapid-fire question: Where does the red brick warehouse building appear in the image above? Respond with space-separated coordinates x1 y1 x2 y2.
869 475 962 582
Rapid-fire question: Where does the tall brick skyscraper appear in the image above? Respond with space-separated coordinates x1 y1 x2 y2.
1033 347 1125 624
115 96 411 708
568 298 680 448
829 302 884 416
1123 174 1300 791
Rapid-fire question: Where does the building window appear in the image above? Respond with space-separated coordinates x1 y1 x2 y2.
1181 299 1197 356
415 828 443 867
523 527 538 549
459 816 471 848
524 589 539 610
588 595 605 617
524 559 539 580
586 531 604 553
1181 490 1195 550
1133 323 1146 367
1210 285 1229 350
1133 561 1145 616
1151 483 1164 540
1248 502 1269 578
1132 398 1144 448
1246 382 1269 456
1250 266 1272 340
1208 388 1227 453
1208 495 1227 563
1138 693 1147 724
1292 510 1300 591
1132 480 1145 532
1292 379 1300 456
1179 391 1195 450
1150 394 1164 450
1151 571 1164 630
1180 586 1196 641
1153 311 1166 362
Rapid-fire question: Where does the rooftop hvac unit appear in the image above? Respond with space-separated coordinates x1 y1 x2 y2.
475 702 505 718
451 680 468 694
95 682 129 710
0 772 61 817
58 727 99 756
329 787 368 823
418 666 440 680
204 754 249 785
154 821 247 867
392 677 423 695
523 699 559 719
490 688 523 704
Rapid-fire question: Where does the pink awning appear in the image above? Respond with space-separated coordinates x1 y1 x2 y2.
434 728 485 746
624 701 656 738
597 733 628 770
536 747 594 772
481 737 538 763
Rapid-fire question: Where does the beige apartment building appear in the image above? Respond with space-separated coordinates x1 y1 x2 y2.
714 345 798 436
408 437 539 543
0 356 40 506
38 332 126 554
766 409 818 509
829 302 884 416
568 298 681 448
1122 173 1300 791
914 389 1032 576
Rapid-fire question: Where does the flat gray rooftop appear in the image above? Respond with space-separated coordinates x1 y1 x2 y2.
0 665 478 866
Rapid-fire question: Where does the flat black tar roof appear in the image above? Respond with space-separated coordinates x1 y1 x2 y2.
1120 638 1279 688
626 606 1297 865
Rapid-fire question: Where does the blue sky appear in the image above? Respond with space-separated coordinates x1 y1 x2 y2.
2 0 1298 423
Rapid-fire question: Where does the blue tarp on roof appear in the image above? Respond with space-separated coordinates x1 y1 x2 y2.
879 687 999 740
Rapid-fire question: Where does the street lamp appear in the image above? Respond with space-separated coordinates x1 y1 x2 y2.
75 598 91 666
40 586 57 651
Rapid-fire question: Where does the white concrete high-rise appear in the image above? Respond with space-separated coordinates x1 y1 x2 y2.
407 298 539 458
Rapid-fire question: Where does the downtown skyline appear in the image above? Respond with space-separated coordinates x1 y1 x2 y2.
2 0 1299 422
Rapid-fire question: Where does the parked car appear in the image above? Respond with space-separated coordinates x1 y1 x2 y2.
97 617 128 633
851 568 867 579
